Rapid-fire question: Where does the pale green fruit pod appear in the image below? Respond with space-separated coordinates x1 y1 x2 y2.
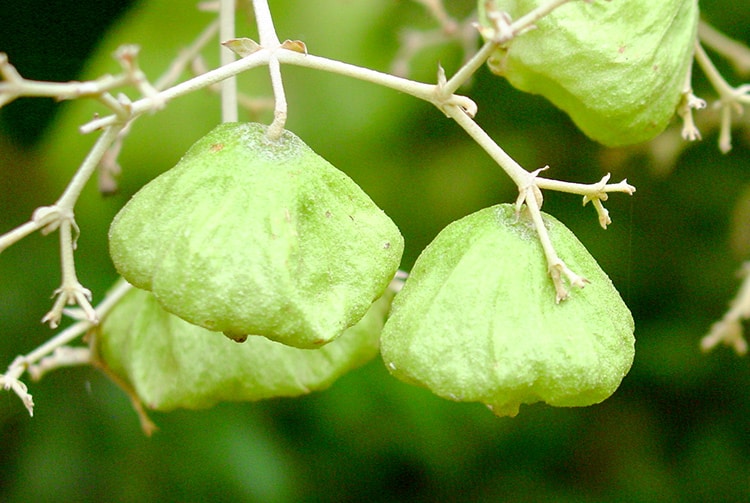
109 122 403 348
380 204 635 417
93 284 393 411
478 0 699 147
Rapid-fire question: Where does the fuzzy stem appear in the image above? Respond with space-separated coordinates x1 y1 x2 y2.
80 49 459 134
81 50 271 133
513 0 574 32
694 42 736 97
535 175 635 197
1 279 133 417
252 0 286 139
441 41 497 96
32 279 132 365
155 20 220 90
253 0 280 46
220 0 238 122
0 125 122 255
266 56 287 140
698 19 750 76
693 42 750 153
441 103 530 187
57 126 123 209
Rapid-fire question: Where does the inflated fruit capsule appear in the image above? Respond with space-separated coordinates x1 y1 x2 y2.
380 204 635 417
478 0 699 147
94 284 393 411
109 122 403 348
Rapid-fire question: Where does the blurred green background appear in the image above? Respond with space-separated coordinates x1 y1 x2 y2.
2 1 750 501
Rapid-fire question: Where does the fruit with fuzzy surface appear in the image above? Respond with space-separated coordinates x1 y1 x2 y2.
380 204 635 417
478 0 699 146
94 284 394 411
109 122 403 348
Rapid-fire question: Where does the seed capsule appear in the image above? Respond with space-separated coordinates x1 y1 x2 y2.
95 285 393 411
109 122 403 348
479 0 700 146
380 204 635 417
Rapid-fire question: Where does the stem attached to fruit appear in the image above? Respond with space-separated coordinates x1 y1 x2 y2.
443 103 584 301
252 0 287 139
442 102 635 298
266 56 287 141
523 185 589 302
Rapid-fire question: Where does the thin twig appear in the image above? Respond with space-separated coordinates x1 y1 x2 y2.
702 262 750 355
699 19 750 76
220 0 238 122
1 279 133 416
80 49 271 133
0 125 122 256
693 42 750 153
0 52 132 107
252 0 286 139
155 20 221 91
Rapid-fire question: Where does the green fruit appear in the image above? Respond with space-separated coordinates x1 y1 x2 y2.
380 204 634 417
478 0 699 146
94 285 393 411
109 122 403 348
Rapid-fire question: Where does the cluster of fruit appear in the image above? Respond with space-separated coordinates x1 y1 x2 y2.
99 0 703 416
